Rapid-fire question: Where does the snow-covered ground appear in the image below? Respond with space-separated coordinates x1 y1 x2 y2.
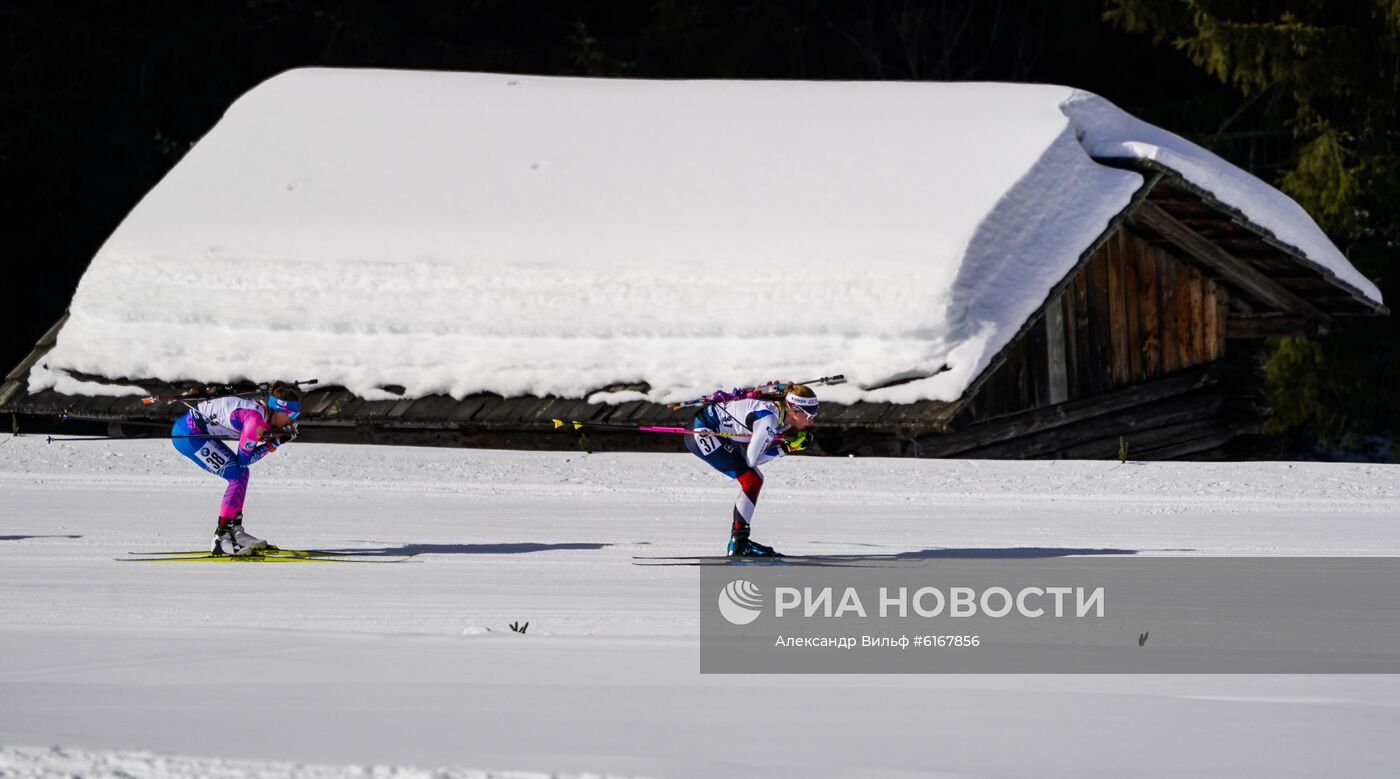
3 436 1400 777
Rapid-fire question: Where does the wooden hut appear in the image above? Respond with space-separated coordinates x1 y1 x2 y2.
1 72 1385 459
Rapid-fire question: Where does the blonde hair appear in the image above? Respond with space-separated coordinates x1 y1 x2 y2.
785 383 816 401
755 382 816 405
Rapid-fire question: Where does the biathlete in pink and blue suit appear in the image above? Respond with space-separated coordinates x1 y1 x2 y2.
170 381 302 555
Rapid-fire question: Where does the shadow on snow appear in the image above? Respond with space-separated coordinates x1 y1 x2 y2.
324 542 614 556
892 547 1143 559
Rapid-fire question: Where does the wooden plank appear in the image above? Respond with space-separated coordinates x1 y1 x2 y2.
1055 417 1229 461
1025 313 1049 409
1131 201 1330 322
955 387 1226 460
330 395 371 419
1122 229 1143 382
1072 271 1093 397
827 402 894 425
1186 262 1206 365
1201 278 1217 362
980 365 1006 421
918 364 1218 457
1226 314 1320 339
1176 262 1198 369
476 396 531 424
1095 251 1115 391
1135 236 1161 379
601 400 647 423
1060 291 1080 400
880 400 954 426
453 394 502 421
297 390 342 418
1106 231 1130 386
507 397 553 424
1203 281 1222 359
357 399 402 419
1021 334 1037 412
312 391 358 420
1010 338 1031 414
973 389 990 423
1214 282 1230 358
3 314 68 384
398 395 464 421
1159 249 1180 373
1132 427 1237 461
1086 251 1114 393
964 385 989 424
993 354 1016 419
1045 295 1069 405
574 402 613 423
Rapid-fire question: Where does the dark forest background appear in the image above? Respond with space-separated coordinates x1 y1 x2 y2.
3 1 1395 458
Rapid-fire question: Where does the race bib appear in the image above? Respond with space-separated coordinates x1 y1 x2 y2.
196 445 229 474
692 428 721 456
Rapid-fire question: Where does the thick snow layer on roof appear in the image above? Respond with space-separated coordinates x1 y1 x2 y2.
30 69 1377 405
1063 92 1383 305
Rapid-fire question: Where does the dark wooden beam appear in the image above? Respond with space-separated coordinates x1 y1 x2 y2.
1226 314 1322 339
1130 201 1331 323
925 365 1218 457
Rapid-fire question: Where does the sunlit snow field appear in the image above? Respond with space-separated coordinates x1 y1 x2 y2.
3 436 1400 777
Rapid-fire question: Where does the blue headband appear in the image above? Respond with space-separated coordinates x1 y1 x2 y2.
268 393 301 419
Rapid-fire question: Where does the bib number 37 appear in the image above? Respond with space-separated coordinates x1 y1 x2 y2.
692 428 721 456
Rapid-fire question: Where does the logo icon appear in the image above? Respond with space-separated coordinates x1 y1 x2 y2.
718 579 764 625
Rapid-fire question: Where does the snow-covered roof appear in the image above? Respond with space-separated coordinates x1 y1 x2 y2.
30 69 1382 405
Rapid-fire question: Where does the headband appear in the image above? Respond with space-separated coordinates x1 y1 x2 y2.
785 391 819 415
267 393 301 418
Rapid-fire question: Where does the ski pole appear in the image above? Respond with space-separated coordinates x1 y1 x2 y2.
668 374 846 410
551 419 751 438
46 428 297 445
551 418 811 452
58 414 299 438
46 433 238 444
60 415 176 429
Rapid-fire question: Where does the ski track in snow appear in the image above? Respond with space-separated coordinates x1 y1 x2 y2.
3 437 1400 778
0 745 643 779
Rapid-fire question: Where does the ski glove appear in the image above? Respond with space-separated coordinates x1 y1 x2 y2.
781 429 811 454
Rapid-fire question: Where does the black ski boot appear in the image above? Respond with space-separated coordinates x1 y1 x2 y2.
727 522 780 557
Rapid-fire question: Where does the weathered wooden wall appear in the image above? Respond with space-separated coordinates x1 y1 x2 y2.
957 225 1230 427
912 356 1269 460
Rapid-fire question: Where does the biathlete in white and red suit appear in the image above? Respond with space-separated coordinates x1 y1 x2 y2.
169 382 303 555
684 383 819 557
